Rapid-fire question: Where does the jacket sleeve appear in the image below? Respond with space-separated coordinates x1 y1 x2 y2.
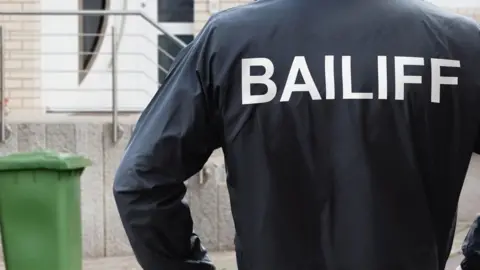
113 19 221 270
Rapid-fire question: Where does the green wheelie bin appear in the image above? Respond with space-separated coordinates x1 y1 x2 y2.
0 151 91 270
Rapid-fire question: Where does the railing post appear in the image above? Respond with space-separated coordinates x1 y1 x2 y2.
0 26 11 143
111 26 123 143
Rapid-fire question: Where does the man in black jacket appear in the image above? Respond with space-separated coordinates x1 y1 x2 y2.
113 0 480 269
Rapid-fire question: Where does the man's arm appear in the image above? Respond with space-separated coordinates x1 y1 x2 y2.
113 19 221 270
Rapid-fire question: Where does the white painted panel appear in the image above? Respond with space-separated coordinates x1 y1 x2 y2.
42 0 159 111
41 0 79 110
159 22 194 35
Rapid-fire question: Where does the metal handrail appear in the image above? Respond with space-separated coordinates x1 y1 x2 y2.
108 1 128 68
111 26 121 143
9 32 176 62
0 10 187 48
0 10 187 144
11 52 170 75
11 69 166 87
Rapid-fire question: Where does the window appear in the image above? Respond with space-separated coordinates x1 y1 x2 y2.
79 0 108 83
158 0 194 22
156 0 194 83
158 35 194 82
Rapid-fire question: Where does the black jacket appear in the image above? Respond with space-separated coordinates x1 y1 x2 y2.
113 0 480 269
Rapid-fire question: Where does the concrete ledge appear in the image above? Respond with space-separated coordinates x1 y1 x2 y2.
0 122 233 259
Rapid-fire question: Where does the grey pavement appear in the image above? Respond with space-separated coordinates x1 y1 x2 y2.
73 254 467 270
0 229 469 270
71 251 463 270
0 252 237 270
0 252 464 270
0 222 472 270
78 252 237 270
71 223 467 270
446 222 470 270
446 255 462 270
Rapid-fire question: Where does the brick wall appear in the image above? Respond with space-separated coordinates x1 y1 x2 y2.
450 8 480 21
194 0 252 34
193 1 480 34
0 0 41 114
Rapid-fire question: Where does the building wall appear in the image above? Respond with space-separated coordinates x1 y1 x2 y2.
194 0 252 34
193 1 480 34
451 8 480 20
39 0 161 111
0 0 41 113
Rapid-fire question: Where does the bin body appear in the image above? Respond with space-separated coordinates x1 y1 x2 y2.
0 151 91 270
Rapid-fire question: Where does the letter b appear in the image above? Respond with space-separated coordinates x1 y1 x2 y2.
242 58 277 104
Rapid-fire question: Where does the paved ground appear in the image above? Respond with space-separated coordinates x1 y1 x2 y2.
0 252 458 270
79 252 238 270
446 255 462 270
0 222 472 270
0 252 467 269
0 253 462 270
73 252 462 270
74 253 462 270
0 242 468 270
0 252 238 270
78 254 462 270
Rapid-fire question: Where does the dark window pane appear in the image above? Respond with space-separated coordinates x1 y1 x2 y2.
80 0 107 71
157 0 193 22
158 35 194 82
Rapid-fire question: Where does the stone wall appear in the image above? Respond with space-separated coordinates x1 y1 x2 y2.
0 0 42 113
0 121 233 259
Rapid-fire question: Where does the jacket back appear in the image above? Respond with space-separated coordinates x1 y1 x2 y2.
215 0 480 269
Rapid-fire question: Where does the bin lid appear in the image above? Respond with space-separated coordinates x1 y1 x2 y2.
0 151 92 171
